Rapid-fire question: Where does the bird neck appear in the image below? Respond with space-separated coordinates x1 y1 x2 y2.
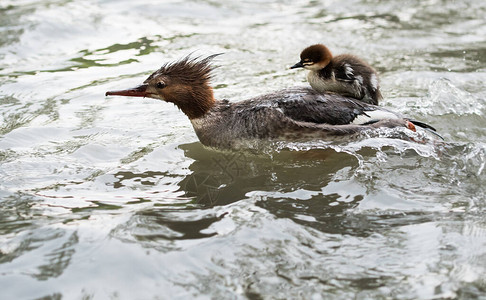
317 60 334 78
166 84 216 119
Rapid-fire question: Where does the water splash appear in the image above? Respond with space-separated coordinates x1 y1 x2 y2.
422 78 485 116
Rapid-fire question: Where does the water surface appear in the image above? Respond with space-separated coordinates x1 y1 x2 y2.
1 0 486 299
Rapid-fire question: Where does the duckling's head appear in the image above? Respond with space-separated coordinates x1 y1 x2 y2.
290 44 332 71
106 54 219 119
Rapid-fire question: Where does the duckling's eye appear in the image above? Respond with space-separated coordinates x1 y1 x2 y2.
156 82 166 89
303 59 312 63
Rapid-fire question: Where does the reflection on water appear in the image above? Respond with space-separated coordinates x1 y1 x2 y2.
1 0 486 298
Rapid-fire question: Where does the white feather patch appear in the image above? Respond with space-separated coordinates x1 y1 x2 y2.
344 63 354 77
351 110 400 125
370 74 378 91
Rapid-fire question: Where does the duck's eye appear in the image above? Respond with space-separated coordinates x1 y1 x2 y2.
156 82 166 89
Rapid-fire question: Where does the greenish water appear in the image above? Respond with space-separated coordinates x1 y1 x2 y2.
1 0 486 299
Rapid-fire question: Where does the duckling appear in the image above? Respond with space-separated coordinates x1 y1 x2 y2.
106 55 438 149
291 44 382 105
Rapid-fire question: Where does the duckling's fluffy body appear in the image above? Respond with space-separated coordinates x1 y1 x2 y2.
292 44 382 105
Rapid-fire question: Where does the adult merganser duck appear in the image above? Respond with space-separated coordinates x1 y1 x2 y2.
290 44 382 105
106 55 438 149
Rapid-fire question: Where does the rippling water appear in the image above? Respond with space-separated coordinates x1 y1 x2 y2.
1 0 486 299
